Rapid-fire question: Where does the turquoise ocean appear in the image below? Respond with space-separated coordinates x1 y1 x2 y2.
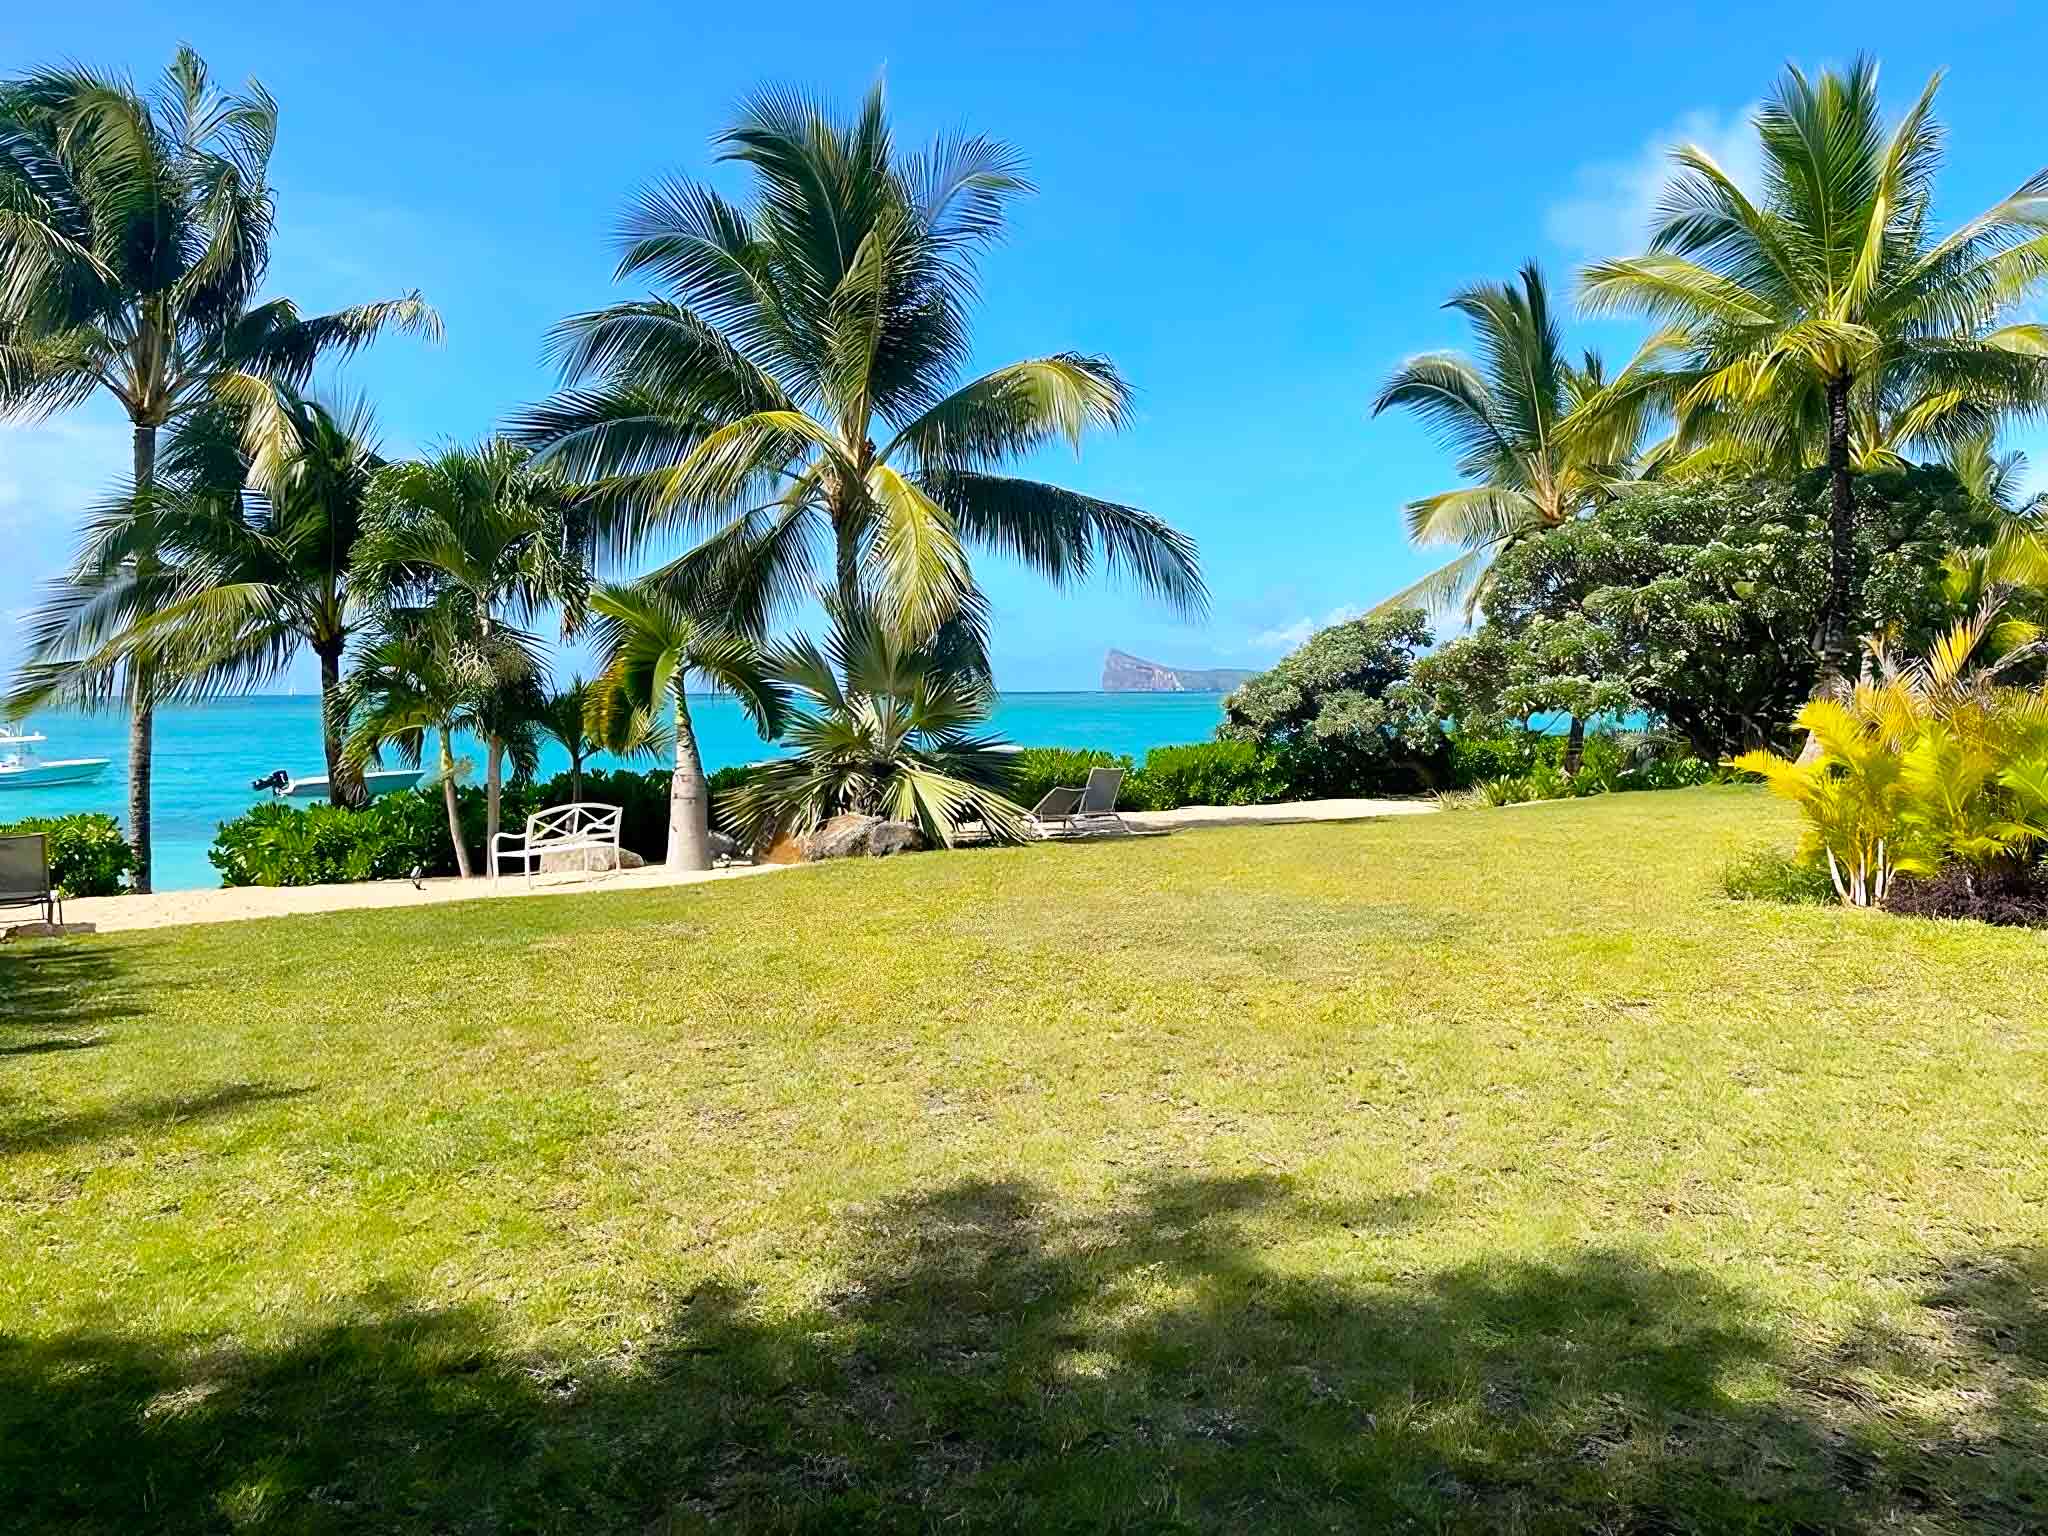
4 692 1230 891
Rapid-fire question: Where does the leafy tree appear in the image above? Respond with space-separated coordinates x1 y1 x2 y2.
1478 467 1998 758
1370 263 1653 615
0 48 436 886
1220 610 1449 794
722 605 1027 851
510 82 1203 646
586 584 784 871
1580 57 2048 689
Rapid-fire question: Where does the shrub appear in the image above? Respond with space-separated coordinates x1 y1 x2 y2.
1448 730 1547 786
1127 740 1281 810
210 793 461 887
0 812 135 897
1720 847 1837 905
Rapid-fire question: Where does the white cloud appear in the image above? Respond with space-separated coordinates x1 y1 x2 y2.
1544 105 1764 261
1249 604 1362 653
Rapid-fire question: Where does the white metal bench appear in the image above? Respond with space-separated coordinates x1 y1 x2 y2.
491 802 623 888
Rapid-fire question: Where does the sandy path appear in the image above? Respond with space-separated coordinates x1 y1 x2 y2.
56 860 800 935
34 798 1437 936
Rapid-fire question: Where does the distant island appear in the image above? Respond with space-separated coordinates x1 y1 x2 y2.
1101 649 1256 693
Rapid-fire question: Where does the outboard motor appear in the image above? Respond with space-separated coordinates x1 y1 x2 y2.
251 769 292 794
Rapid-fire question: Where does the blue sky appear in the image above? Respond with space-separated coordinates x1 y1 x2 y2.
5 1 2045 689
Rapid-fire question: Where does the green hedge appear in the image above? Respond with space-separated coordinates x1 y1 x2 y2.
0 812 135 897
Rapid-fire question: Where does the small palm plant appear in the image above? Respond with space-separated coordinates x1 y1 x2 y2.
586 584 784 871
534 676 669 802
723 606 1029 852
1733 589 2048 905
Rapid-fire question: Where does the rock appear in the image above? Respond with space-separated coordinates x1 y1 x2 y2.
708 830 743 864
1 920 94 940
537 844 643 874
866 820 927 857
800 813 929 861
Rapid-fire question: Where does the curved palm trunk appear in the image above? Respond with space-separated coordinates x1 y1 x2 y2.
667 689 711 871
127 423 158 894
439 727 472 878
316 642 366 808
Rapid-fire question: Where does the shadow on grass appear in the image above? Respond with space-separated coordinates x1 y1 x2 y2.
0 1082 310 1157
2 1175 2042 1532
0 940 151 1049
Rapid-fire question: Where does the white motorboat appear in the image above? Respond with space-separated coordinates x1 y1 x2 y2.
251 766 427 800
0 727 111 790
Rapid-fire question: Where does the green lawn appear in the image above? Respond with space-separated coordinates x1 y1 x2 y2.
4 787 2046 1533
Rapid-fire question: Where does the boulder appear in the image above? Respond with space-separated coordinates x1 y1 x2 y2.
801 813 929 861
866 820 928 858
537 844 644 874
708 830 743 865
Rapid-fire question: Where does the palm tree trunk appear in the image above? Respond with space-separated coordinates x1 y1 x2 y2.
127 422 158 894
1564 715 1586 775
570 748 584 804
667 689 711 871
440 728 472 878
485 737 504 853
316 641 366 808
1819 373 1857 693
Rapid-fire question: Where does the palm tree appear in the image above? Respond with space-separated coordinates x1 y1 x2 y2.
7 395 387 805
1578 57 2048 691
510 82 1203 646
0 48 438 887
586 584 784 871
533 675 669 802
1370 263 1652 618
353 440 588 853
723 604 1030 851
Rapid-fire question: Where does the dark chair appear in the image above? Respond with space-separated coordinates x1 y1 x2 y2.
0 833 61 927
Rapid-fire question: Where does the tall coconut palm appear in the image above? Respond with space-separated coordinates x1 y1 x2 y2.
586 584 784 871
1370 263 1653 618
0 48 438 886
510 82 1203 644
6 395 387 805
1578 57 2048 690
353 439 588 852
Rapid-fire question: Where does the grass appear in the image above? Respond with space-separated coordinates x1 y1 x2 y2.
3 786 2046 1532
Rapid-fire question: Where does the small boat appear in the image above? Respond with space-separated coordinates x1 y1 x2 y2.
251 767 426 800
0 727 111 790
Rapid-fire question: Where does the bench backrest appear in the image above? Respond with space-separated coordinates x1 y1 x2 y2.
0 833 50 900
522 802 622 847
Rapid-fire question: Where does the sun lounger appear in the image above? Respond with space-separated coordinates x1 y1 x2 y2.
1026 767 1131 838
0 833 62 927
